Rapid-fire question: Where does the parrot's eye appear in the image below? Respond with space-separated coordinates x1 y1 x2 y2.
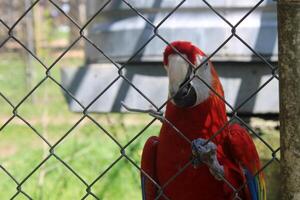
202 62 208 68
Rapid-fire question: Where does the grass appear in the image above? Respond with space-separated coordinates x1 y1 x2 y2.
0 52 280 199
0 120 160 199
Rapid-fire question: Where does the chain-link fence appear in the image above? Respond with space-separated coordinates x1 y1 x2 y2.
0 0 280 199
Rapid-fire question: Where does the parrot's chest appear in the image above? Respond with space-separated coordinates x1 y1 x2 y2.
155 136 226 200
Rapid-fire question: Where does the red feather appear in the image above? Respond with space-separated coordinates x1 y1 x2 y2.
223 123 266 199
224 124 261 174
163 41 206 66
141 136 159 200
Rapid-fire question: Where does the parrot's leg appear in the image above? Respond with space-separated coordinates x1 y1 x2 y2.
191 138 224 181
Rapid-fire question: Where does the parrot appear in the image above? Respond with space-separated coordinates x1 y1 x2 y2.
140 41 266 200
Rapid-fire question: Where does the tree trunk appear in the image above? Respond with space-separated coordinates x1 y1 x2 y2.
278 0 300 199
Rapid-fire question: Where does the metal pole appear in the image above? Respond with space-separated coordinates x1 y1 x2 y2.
278 0 300 199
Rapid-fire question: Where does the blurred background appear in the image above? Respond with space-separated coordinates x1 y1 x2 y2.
0 0 279 199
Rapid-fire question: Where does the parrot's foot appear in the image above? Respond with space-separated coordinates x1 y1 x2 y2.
191 138 224 181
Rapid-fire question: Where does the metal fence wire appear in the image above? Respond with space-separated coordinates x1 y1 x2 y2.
0 0 280 199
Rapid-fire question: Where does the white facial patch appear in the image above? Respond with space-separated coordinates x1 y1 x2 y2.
167 54 190 96
166 54 213 106
192 55 212 104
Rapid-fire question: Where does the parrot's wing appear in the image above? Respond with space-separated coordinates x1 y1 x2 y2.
141 136 159 200
224 123 266 200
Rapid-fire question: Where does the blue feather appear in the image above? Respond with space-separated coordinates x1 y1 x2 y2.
141 175 146 200
244 168 259 200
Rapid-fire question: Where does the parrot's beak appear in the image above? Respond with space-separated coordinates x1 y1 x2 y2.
167 54 197 108
172 82 197 108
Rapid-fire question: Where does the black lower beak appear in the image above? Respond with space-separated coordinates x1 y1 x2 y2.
173 83 197 107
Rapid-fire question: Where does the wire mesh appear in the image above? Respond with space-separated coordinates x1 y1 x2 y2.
0 0 279 199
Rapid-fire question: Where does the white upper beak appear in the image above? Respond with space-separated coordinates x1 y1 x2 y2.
166 54 190 96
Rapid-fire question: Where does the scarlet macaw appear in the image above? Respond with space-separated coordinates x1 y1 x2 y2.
141 41 266 200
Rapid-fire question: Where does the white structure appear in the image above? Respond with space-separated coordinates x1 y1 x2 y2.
61 0 278 114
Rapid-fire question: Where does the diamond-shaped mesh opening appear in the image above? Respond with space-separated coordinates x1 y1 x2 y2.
54 117 121 182
48 37 85 70
17 79 84 144
121 76 159 108
0 117 47 180
233 0 277 60
107 39 168 99
8 0 82 67
251 123 280 159
89 112 160 148
21 156 87 199
62 55 120 112
155 3 233 58
243 76 278 113
90 158 142 200
122 116 160 159
83 1 160 63
49 0 86 27
229 34 277 67
220 60 278 112
58 41 120 114
85 74 158 113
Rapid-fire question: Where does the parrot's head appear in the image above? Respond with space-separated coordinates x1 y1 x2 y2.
163 41 222 108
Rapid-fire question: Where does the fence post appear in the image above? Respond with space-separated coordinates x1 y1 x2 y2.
278 0 300 199
25 0 35 102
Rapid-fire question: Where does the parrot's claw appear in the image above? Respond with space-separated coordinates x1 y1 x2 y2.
121 102 164 122
191 138 224 181
191 138 217 163
191 156 203 169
